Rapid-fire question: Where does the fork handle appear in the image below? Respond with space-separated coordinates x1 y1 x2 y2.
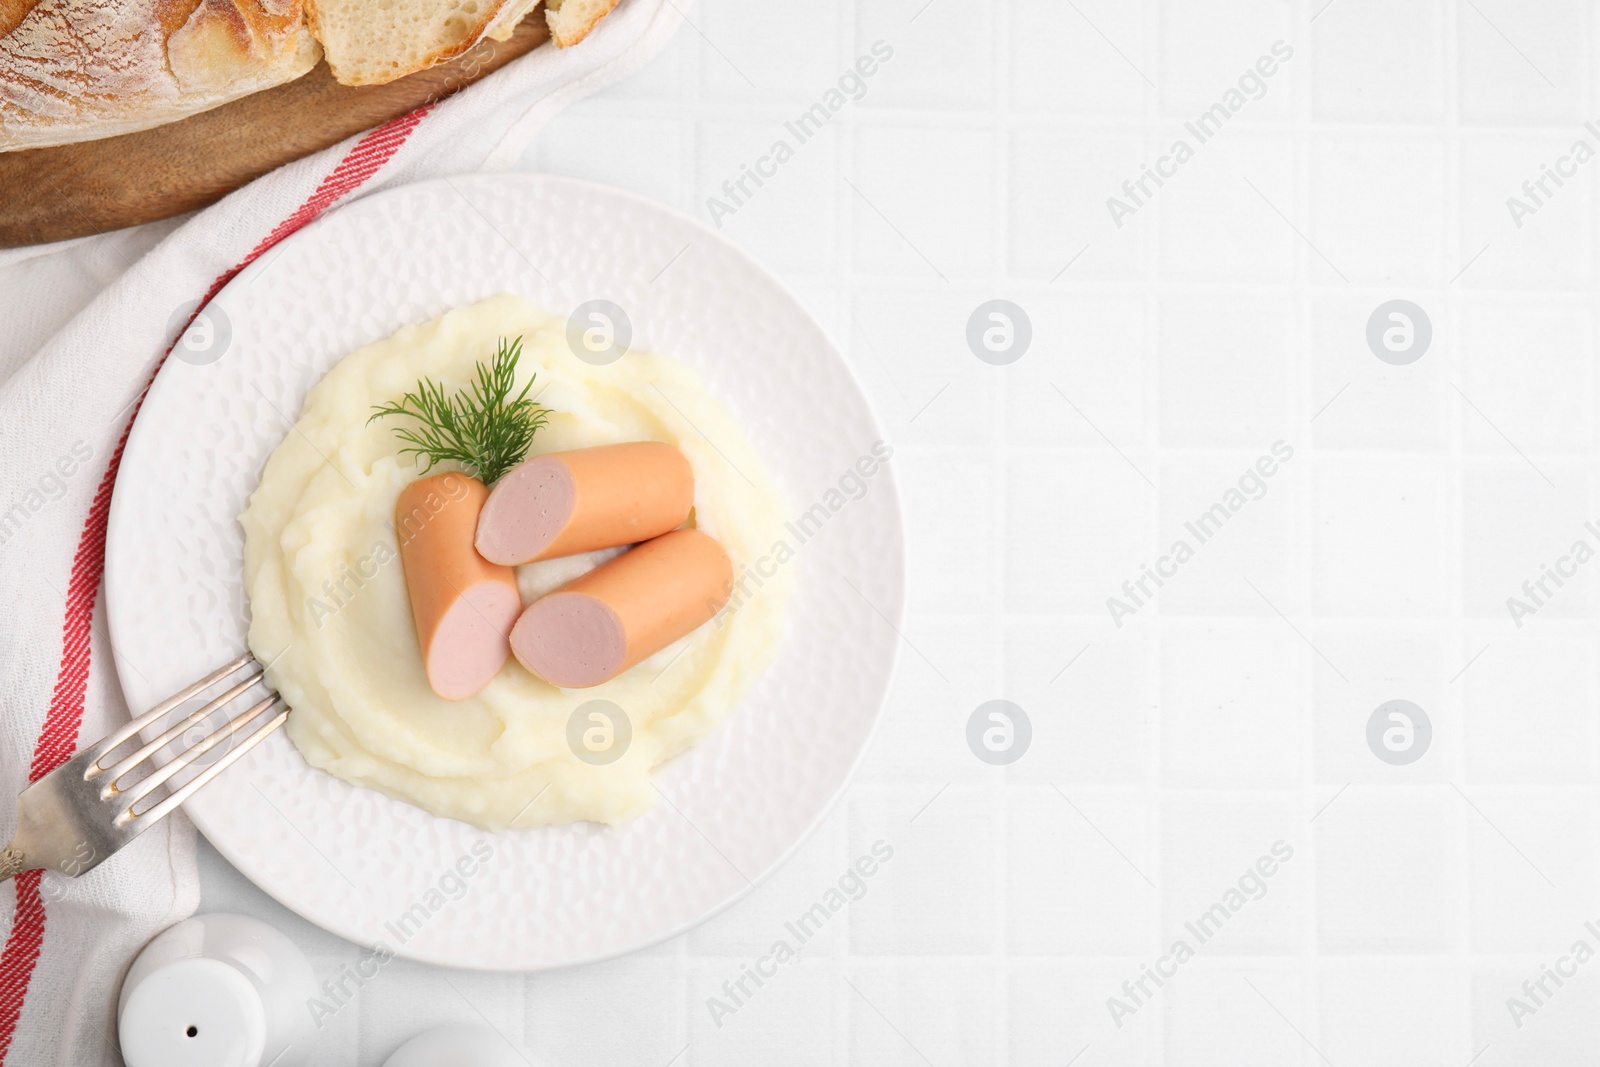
0 845 32 882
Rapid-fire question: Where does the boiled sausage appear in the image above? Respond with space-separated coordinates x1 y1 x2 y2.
509 528 733 688
474 442 693 565
395 473 522 700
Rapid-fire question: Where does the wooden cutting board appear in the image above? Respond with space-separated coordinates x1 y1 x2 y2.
0 17 551 250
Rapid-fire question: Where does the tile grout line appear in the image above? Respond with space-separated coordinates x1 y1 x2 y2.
1301 0 1328 1040
835 4 853 1058
1142 0 1165 1055
555 89 1600 137
994 1 1013 1062
1443 0 1476 1041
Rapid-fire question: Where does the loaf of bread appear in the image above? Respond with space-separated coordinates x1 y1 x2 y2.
0 0 616 151
0 0 322 151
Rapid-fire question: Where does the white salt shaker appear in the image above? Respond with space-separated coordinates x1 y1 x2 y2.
117 913 316 1067
384 1023 531 1066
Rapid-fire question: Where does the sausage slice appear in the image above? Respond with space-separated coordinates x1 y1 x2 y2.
395 473 522 701
509 528 734 688
475 442 694 566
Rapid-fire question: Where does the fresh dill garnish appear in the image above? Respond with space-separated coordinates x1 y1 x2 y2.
369 336 550 485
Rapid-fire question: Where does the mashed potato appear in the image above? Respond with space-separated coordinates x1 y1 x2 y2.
241 295 790 828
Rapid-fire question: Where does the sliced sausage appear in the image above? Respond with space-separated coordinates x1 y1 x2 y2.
509 528 733 688
395 473 522 701
475 441 694 566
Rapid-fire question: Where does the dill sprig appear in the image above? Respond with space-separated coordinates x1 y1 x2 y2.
369 336 550 485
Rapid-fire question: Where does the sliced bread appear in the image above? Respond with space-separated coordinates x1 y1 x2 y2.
306 0 539 85
544 0 618 48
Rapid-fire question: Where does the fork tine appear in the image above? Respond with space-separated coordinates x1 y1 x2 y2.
96 671 264 785
90 654 259 762
123 703 290 829
116 695 282 814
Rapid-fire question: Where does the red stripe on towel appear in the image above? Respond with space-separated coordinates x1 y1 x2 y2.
0 104 431 1065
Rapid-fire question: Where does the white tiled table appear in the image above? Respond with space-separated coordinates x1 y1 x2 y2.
201 1 1600 1062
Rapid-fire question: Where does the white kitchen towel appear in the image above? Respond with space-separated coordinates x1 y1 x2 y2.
0 2 685 1063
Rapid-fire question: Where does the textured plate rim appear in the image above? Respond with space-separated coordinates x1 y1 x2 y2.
105 173 906 970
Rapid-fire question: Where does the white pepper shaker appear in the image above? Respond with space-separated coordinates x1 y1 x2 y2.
117 913 316 1067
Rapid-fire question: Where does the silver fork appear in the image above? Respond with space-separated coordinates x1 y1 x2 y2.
0 655 287 882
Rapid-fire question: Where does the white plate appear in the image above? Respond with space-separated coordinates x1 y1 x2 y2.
104 175 904 970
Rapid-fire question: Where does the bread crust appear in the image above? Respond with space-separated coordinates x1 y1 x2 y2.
0 0 40 37
0 0 319 150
